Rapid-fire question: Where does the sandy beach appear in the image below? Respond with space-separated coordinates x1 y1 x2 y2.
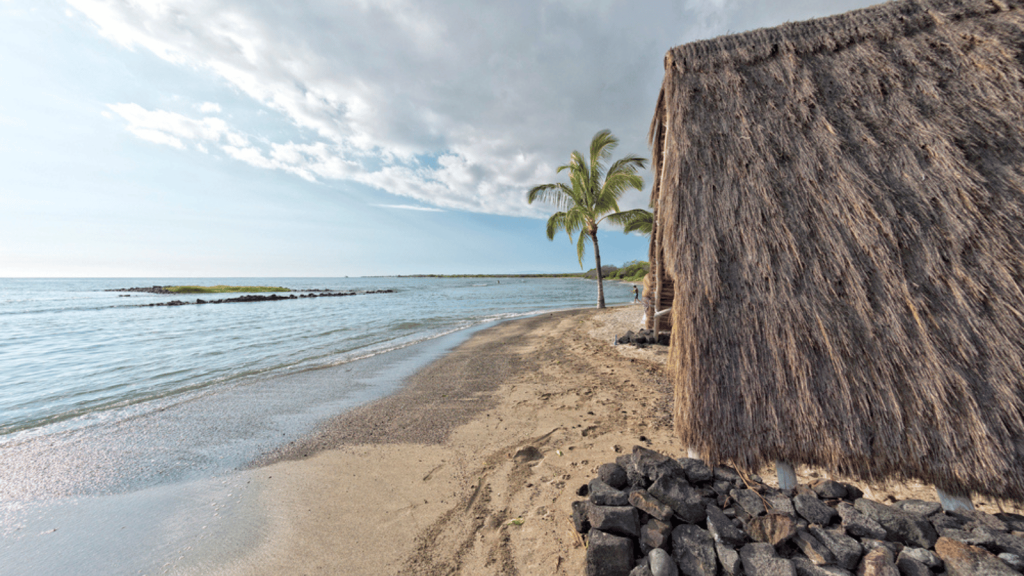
209 304 1023 575
202 305 665 575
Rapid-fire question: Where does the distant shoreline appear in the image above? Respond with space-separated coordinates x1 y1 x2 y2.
394 273 584 278
394 273 646 281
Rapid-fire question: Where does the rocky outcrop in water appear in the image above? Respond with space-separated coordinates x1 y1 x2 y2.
574 445 1024 576
108 286 177 294
122 289 395 307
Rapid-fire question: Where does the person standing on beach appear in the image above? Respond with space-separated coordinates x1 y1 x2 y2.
632 285 639 303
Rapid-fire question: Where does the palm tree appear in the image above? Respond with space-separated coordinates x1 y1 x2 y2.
527 129 647 308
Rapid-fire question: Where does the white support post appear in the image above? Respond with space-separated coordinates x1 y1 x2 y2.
936 488 975 512
776 460 797 491
653 307 670 343
652 256 662 337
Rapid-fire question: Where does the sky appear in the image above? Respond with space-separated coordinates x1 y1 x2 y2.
0 0 881 277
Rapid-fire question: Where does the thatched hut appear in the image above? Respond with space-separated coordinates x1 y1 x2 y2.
649 0 1024 501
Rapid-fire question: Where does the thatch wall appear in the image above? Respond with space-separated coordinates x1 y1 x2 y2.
650 0 1024 500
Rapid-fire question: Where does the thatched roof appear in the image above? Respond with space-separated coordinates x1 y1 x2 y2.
650 0 1024 500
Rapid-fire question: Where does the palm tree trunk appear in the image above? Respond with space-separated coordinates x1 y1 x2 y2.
592 230 606 309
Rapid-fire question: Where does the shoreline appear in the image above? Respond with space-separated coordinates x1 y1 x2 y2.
3 309 624 576
208 304 672 575
253 303 652 466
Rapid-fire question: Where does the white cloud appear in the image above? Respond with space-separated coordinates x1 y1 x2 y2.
221 144 273 170
107 102 241 150
129 127 185 149
373 204 445 212
74 0 880 217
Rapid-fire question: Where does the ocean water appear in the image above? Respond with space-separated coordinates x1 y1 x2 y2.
0 277 634 440
0 277 635 474
0 276 637 574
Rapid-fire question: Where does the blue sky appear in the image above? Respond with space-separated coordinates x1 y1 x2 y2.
1 0 879 277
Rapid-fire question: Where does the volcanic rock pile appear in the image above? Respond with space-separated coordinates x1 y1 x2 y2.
616 330 670 347
573 446 1024 576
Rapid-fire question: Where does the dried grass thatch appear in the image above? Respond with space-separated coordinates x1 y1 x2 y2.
650 0 1024 500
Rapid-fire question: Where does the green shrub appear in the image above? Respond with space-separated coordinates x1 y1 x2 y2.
583 265 619 279
609 260 649 282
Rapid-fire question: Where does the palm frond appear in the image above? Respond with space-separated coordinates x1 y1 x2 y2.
589 130 617 169
567 171 590 211
545 211 567 240
605 209 653 236
589 130 617 200
593 197 621 220
559 151 588 177
527 183 556 204
601 173 645 204
575 230 592 268
528 182 577 212
624 217 653 236
563 207 587 239
606 154 648 177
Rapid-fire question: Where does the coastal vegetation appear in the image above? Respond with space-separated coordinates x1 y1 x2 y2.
605 260 650 282
165 285 291 293
396 273 584 278
527 129 648 308
581 261 649 282
399 261 650 282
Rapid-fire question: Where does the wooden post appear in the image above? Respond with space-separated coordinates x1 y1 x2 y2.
936 488 975 512
776 461 797 491
652 253 663 339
